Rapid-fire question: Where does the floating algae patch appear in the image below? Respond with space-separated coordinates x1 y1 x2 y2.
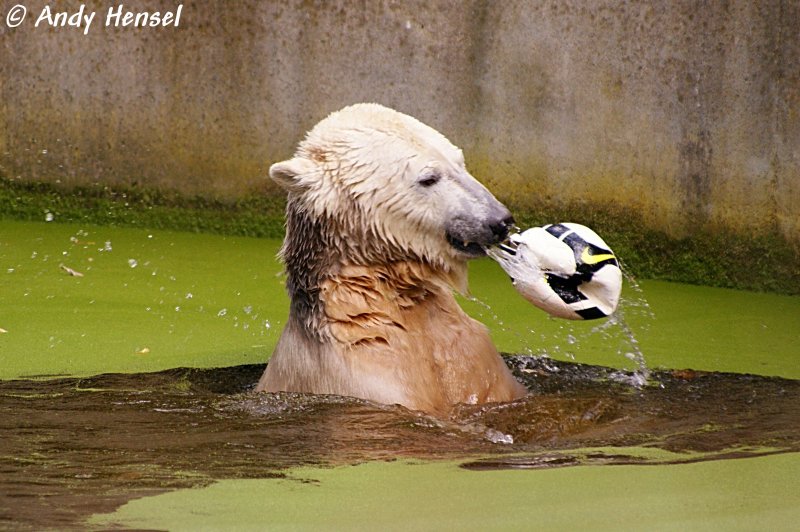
0 220 287 379
3 220 799 379
1 360 799 529
89 454 800 532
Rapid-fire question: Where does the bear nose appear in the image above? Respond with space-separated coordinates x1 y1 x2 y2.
489 214 515 242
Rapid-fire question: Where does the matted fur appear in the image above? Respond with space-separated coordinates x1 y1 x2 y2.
256 103 526 415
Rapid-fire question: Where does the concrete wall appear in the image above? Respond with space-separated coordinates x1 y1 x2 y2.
1 0 798 243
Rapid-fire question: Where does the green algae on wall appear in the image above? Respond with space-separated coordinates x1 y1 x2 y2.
0 178 286 238
2 178 799 295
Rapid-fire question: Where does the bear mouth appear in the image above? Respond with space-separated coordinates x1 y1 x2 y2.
446 233 487 257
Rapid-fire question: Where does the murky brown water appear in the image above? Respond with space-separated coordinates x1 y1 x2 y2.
2 356 799 530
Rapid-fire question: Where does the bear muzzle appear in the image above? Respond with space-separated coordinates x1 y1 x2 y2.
446 212 515 257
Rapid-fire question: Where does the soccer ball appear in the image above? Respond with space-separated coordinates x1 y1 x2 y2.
487 223 622 320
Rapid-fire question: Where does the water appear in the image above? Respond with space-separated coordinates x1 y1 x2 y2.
2 358 799 529
0 222 286 380
3 220 800 528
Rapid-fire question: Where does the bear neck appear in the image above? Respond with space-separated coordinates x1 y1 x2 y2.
281 197 466 340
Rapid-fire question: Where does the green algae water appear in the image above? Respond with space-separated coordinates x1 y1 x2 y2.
2 220 800 530
0 221 286 379
89 456 800 532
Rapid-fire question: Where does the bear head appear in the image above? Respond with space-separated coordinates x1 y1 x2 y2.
270 103 514 291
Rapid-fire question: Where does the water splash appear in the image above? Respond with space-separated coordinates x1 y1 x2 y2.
609 267 656 385
466 295 506 326
468 283 653 384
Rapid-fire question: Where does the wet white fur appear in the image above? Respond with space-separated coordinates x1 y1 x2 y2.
258 104 526 415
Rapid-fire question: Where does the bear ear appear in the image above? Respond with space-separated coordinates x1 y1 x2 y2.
269 157 317 191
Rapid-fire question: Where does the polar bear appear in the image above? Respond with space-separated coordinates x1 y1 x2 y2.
256 103 526 415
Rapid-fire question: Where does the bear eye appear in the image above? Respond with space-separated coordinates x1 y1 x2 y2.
418 172 441 188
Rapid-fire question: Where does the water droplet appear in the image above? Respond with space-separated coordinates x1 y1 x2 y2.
264 320 271 329
103 241 112 252
45 212 54 222
243 305 253 315
185 293 193 299
485 428 514 445
31 251 38 259
566 334 577 345
217 308 228 317
128 259 138 268
175 306 181 312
